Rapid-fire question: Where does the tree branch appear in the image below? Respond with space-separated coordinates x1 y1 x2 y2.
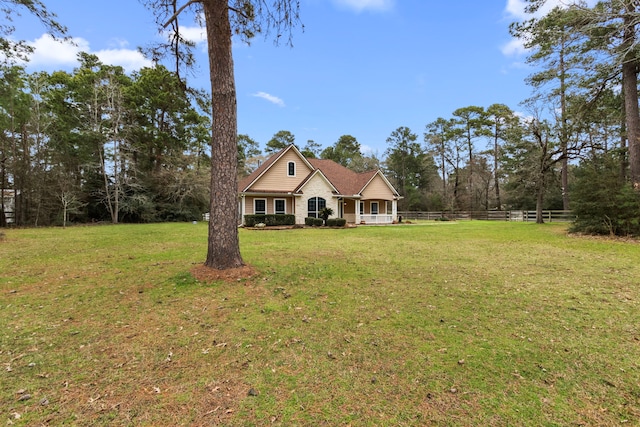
163 0 199 29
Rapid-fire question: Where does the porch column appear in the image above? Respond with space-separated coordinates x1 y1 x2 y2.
240 195 246 225
392 199 398 222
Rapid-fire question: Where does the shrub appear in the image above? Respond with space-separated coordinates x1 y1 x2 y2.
326 218 337 227
335 218 346 226
305 217 315 226
244 214 295 227
319 207 334 223
570 152 640 236
313 218 324 226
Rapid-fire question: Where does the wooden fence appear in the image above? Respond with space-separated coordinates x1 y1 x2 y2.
398 210 575 223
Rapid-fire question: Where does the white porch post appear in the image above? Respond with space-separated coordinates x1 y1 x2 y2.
392 199 398 222
240 195 246 225
355 199 360 224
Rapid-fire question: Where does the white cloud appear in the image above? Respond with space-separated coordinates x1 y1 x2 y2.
332 0 394 13
253 91 285 107
94 48 153 72
501 38 527 56
26 34 90 68
21 34 152 73
179 25 208 45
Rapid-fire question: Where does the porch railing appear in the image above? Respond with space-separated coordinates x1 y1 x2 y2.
359 214 394 224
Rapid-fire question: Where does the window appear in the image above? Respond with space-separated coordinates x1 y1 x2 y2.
254 199 266 215
274 199 286 215
359 202 364 215
287 161 296 177
371 202 379 215
307 197 326 218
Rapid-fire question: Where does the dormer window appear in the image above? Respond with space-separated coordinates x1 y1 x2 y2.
287 161 296 177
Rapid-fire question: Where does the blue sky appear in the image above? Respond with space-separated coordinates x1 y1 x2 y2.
12 0 589 156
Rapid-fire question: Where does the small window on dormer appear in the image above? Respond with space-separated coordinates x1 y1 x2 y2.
287 161 295 177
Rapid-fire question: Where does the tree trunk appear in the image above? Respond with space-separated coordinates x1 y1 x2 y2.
535 176 545 224
623 3 640 188
493 133 501 210
203 0 244 270
559 42 570 209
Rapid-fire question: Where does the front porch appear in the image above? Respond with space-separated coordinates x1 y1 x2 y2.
341 198 398 224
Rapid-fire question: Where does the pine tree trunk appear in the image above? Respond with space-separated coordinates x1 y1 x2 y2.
623 3 640 188
203 0 244 270
493 134 501 210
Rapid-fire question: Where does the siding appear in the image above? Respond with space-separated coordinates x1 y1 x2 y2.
251 150 313 192
245 196 294 214
361 174 394 200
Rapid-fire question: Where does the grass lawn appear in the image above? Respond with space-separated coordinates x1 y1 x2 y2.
1 221 639 426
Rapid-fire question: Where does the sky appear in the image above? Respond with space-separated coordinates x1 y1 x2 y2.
11 0 591 156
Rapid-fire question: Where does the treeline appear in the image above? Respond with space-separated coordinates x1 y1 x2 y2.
0 57 636 235
0 54 212 226
3 0 640 236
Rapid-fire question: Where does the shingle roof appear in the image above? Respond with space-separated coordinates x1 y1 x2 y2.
238 146 388 196
307 159 377 196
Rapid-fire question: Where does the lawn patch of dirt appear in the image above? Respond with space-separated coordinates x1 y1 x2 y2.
191 264 257 283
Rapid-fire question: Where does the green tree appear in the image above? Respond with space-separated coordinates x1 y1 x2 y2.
486 104 518 210
145 0 301 270
384 127 435 210
502 115 566 222
0 65 40 226
301 139 321 159
571 150 640 236
320 134 362 168
349 153 381 173
510 5 595 209
514 0 640 187
424 117 459 210
452 106 491 210
126 65 211 221
237 134 261 176
266 130 296 154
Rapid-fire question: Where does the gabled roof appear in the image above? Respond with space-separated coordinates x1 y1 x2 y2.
238 145 399 198
293 168 339 195
238 145 313 193
307 158 377 196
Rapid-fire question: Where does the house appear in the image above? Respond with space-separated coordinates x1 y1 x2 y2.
238 145 401 225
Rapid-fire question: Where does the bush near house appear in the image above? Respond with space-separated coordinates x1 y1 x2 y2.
244 214 295 227
304 217 325 227
326 218 347 227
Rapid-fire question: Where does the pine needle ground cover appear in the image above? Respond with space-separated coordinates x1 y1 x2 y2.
1 222 639 426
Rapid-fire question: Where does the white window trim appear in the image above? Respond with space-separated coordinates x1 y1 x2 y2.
274 198 286 215
254 198 267 215
308 197 326 218
287 161 296 177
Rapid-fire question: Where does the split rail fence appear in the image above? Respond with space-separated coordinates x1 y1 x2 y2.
398 210 575 223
